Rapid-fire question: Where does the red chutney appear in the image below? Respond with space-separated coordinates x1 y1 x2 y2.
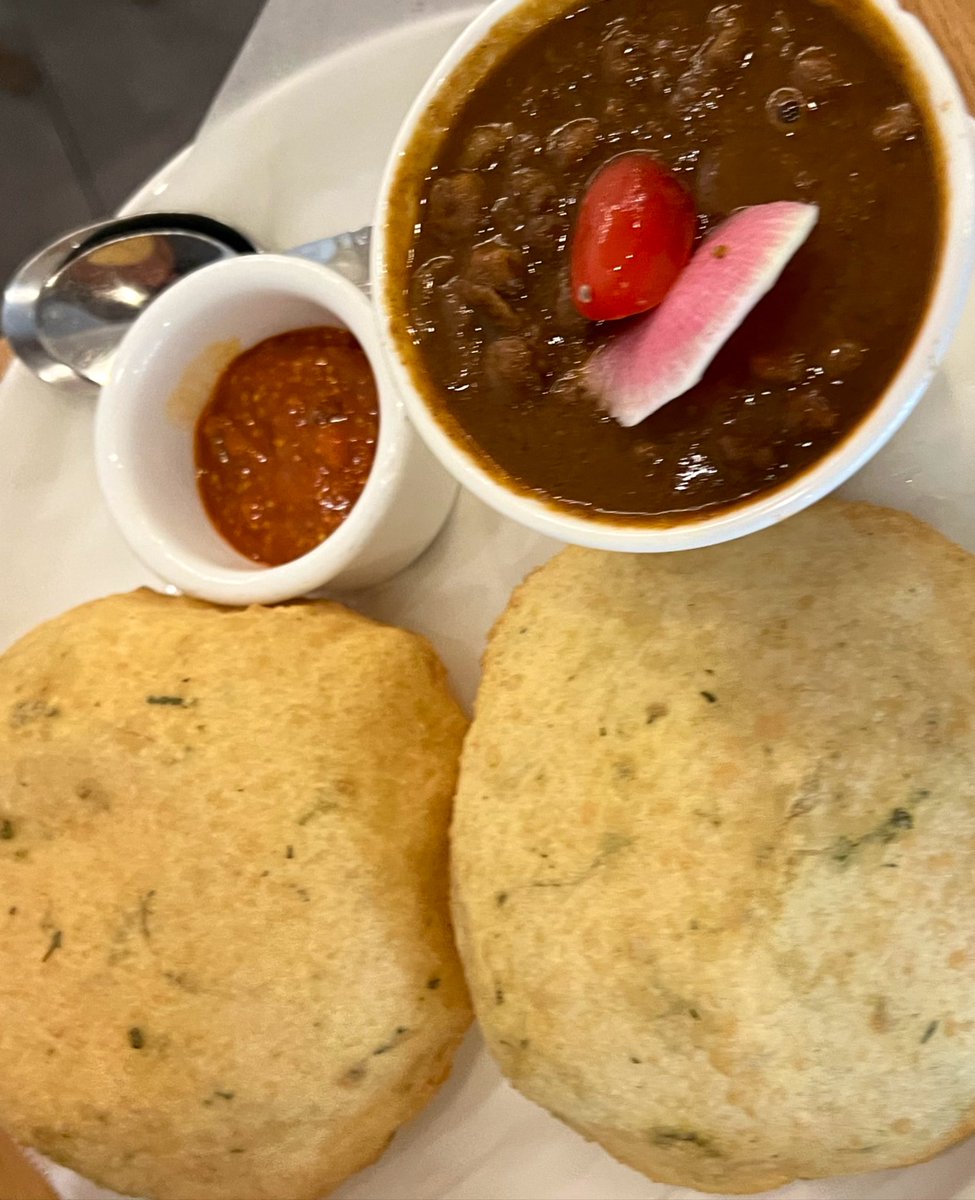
195 326 379 566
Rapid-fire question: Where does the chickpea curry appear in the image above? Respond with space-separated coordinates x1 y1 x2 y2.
392 0 943 523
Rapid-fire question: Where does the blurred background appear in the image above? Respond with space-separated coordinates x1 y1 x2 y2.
0 0 265 284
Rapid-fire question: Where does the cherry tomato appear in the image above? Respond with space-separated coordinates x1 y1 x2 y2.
571 153 697 321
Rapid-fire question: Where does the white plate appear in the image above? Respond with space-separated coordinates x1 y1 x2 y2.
3 10 975 1200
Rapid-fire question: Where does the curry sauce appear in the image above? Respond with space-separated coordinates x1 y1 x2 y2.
393 0 943 522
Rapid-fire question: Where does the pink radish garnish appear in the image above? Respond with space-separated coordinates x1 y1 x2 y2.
586 201 820 428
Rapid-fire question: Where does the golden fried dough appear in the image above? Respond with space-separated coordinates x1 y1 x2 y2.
453 501 975 1193
0 590 470 1200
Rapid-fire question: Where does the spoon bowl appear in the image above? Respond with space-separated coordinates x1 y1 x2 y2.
2 214 374 394
2 213 257 393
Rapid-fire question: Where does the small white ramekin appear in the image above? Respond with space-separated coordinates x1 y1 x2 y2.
95 254 457 605
373 0 975 553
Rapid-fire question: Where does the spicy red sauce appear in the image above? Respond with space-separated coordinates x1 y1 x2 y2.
195 326 379 566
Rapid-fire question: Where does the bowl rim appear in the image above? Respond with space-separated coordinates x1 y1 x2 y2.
371 0 975 552
95 253 410 604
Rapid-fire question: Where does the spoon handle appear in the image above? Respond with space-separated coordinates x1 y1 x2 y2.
289 226 372 292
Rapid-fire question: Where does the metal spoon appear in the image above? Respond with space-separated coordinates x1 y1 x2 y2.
1 213 372 394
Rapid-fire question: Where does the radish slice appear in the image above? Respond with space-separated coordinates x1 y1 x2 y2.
586 201 820 428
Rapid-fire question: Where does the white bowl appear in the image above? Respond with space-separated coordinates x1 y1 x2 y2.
372 0 975 553
95 254 457 605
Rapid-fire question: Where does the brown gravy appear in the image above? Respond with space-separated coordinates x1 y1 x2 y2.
389 0 944 523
